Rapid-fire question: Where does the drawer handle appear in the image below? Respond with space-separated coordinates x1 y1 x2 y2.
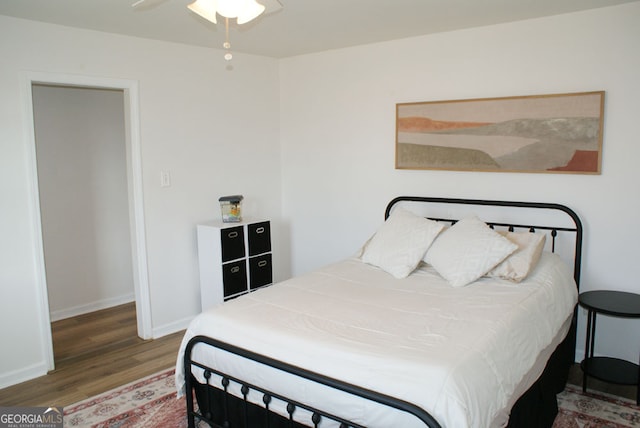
256 227 265 234
231 266 240 273
228 231 239 238
258 260 268 267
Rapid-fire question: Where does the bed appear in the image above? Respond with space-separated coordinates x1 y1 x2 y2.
177 196 583 428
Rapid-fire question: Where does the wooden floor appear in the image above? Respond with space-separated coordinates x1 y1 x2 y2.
0 302 184 408
0 303 636 409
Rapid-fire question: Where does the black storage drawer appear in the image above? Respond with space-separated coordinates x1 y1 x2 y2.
222 260 247 298
220 226 245 262
249 253 272 290
247 221 271 256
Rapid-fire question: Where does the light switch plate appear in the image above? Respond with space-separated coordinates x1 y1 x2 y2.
160 170 171 187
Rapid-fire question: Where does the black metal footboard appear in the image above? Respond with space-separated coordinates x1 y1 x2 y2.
184 335 442 428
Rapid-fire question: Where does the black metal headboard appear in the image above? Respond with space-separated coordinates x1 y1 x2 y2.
385 196 583 288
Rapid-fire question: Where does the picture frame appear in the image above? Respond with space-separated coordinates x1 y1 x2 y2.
396 91 604 174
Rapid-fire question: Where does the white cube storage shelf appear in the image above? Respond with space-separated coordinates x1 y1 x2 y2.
197 219 272 311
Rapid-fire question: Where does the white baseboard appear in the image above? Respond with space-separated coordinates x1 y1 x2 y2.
49 293 135 322
152 315 194 339
0 361 48 390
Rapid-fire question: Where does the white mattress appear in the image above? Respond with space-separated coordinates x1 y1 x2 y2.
176 252 577 428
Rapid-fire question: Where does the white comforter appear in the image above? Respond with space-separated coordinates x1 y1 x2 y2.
176 252 577 428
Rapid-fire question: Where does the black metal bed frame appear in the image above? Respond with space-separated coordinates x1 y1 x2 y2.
184 196 583 428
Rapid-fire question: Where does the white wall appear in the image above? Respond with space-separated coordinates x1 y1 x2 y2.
0 15 282 387
280 3 640 363
32 85 135 320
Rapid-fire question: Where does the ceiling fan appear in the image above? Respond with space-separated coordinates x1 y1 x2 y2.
132 0 283 59
132 0 283 21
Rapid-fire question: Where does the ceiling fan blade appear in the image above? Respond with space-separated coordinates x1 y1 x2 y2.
132 0 169 9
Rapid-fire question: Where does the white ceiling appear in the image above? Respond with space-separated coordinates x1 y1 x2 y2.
0 0 637 58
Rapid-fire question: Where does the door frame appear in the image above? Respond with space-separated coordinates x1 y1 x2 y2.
23 72 152 370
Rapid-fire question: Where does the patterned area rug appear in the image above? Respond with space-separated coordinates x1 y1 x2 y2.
554 384 640 427
64 369 186 427
64 369 640 427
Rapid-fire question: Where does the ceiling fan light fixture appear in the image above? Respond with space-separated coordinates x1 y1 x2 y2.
231 0 266 24
188 0 265 25
187 0 218 24
187 0 270 62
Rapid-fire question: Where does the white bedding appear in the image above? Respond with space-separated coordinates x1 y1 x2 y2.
176 252 577 428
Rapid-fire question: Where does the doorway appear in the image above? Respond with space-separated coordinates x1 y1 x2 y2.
32 84 136 364
24 73 152 371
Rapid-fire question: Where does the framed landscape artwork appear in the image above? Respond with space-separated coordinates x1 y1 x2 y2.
396 91 604 174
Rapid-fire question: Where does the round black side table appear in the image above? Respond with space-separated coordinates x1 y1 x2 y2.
579 290 640 405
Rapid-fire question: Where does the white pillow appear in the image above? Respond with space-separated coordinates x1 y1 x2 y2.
362 208 444 279
487 231 546 282
424 215 518 287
